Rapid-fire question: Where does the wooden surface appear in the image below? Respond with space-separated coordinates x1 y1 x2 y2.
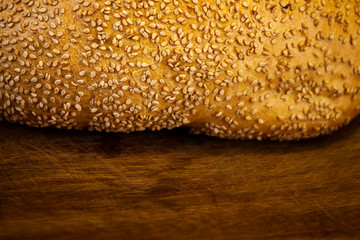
0 118 360 240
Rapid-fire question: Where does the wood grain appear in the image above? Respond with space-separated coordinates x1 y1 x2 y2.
0 118 360 240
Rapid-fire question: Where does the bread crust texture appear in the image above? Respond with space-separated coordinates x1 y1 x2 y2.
0 0 360 140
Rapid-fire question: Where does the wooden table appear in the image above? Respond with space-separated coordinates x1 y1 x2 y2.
1 118 360 240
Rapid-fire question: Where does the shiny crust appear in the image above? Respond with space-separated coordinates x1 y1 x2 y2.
0 0 360 140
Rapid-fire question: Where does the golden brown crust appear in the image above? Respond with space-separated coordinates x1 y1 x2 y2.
0 0 360 140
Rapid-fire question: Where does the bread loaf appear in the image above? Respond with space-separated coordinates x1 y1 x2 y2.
1 0 360 140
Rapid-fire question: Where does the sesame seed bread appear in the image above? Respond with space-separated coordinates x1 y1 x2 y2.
0 0 360 140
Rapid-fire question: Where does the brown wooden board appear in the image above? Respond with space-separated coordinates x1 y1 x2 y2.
0 118 360 240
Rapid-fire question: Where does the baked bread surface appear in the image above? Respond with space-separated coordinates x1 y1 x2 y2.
0 0 360 140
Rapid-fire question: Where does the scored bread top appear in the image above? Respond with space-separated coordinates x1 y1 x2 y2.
0 0 360 140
